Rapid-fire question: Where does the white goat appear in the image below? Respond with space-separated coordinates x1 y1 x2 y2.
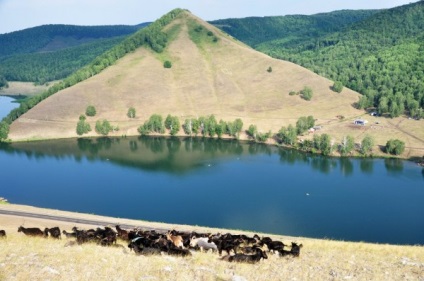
190 236 218 252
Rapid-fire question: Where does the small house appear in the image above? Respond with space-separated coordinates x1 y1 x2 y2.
354 119 368 126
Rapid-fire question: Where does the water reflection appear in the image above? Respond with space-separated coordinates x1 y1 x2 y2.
0 136 415 177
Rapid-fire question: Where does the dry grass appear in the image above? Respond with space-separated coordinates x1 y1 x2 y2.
7 11 424 158
0 82 55 96
0 204 423 281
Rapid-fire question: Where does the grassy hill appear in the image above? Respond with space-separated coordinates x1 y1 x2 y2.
0 23 148 84
250 1 424 119
4 9 424 159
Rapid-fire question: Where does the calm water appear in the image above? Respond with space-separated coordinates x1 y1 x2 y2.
0 98 423 245
0 95 19 118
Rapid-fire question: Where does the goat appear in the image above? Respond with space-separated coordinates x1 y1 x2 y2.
115 225 129 240
279 242 303 257
166 231 184 248
0 230 6 237
165 241 191 257
44 227 61 239
222 247 268 264
62 230 77 238
189 236 217 252
262 238 286 253
18 226 44 237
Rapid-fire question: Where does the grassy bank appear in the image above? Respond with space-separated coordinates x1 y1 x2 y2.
0 204 423 280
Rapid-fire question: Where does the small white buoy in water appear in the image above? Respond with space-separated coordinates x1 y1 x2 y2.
306 193 310 196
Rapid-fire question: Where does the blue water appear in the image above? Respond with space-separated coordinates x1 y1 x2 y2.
0 98 423 245
0 96 19 119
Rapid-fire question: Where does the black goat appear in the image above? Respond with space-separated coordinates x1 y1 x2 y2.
115 225 129 240
222 247 268 264
0 230 6 237
44 227 61 239
18 226 44 237
279 242 303 257
62 230 77 238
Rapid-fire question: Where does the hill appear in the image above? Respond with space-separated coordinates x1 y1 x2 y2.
0 23 148 84
253 1 424 119
210 9 379 48
4 9 424 158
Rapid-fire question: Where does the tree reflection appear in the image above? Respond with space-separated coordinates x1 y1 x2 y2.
384 158 404 174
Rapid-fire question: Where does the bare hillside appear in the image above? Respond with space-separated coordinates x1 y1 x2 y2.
8 11 424 158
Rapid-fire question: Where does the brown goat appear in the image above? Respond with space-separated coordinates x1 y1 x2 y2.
166 231 184 248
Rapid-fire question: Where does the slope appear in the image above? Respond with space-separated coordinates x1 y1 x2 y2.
260 1 424 118
7 9 424 158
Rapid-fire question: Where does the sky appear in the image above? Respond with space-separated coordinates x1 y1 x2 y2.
0 0 418 34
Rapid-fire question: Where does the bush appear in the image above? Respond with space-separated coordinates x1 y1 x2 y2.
86 105 96 117
247 124 257 139
127 107 136 118
386 139 405 155
76 119 91 135
289 91 297 96
361 135 374 155
267 66 272 73
300 87 313 101
163 61 172 68
332 81 344 93
138 114 165 135
95 119 112 136
165 114 180 136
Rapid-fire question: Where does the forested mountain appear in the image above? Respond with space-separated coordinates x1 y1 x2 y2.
0 23 149 84
220 1 424 118
210 10 378 48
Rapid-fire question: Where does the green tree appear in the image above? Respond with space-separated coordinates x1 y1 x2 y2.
163 60 172 68
386 139 405 155
300 86 313 101
86 105 96 117
0 121 9 141
76 115 91 135
247 124 257 140
319 134 333 156
95 119 112 135
267 66 273 73
339 135 355 156
361 135 374 155
332 81 344 93
277 125 297 146
165 114 180 136
256 131 272 142
216 120 227 138
127 107 136 118
296 116 315 135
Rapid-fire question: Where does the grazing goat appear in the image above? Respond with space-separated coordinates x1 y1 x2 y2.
18 226 44 237
62 230 77 238
279 242 303 257
115 225 129 240
165 241 191 257
222 247 268 264
0 230 6 237
189 236 217 252
166 231 184 248
44 227 61 239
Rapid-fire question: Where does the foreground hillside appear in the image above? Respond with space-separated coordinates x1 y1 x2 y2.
0 203 423 281
6 9 424 158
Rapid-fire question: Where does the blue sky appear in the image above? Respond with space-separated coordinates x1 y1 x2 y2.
0 0 417 34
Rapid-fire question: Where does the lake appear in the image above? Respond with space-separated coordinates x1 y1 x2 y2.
0 97 423 245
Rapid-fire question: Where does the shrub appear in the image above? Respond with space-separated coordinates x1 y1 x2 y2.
256 131 272 142
127 107 136 118
207 31 213 36
86 105 96 117
296 116 315 135
95 119 112 136
332 81 344 93
386 139 405 155
300 87 313 101
76 119 91 135
163 61 172 68
289 91 297 96
361 135 374 155
267 66 272 73
247 124 257 140
138 114 165 135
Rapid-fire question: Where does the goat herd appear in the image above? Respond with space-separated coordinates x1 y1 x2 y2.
1 225 303 264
